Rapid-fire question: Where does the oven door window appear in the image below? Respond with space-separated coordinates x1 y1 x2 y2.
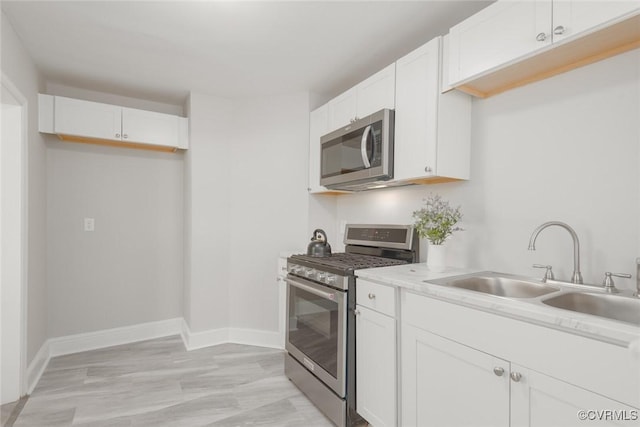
288 283 341 378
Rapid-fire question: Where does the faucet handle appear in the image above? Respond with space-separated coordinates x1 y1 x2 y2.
533 264 554 283
602 272 631 293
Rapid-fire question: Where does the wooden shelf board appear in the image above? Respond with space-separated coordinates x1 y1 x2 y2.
58 134 179 153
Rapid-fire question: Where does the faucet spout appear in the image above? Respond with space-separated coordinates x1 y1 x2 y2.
528 221 583 284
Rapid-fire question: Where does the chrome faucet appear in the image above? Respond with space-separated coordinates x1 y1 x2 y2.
528 221 583 284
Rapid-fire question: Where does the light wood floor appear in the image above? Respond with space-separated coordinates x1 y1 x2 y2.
5 336 334 426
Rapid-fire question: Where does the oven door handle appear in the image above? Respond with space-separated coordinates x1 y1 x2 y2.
360 125 372 169
285 278 336 301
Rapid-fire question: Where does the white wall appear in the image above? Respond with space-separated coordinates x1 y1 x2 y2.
228 93 310 332
335 50 640 290
184 92 233 332
1 11 48 366
185 91 310 336
1 101 23 403
44 87 185 337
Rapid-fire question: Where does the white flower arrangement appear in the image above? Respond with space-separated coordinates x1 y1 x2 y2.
412 194 463 245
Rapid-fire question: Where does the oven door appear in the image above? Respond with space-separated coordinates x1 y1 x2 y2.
285 275 347 398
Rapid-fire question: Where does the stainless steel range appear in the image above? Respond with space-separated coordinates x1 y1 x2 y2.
285 224 418 427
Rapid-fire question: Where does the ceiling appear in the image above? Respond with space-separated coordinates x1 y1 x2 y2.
2 1 492 106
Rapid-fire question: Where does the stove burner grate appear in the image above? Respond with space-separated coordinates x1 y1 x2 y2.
290 252 407 272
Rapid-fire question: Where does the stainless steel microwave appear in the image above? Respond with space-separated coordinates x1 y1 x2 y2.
320 109 394 191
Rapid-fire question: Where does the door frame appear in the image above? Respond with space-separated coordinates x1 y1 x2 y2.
1 72 29 401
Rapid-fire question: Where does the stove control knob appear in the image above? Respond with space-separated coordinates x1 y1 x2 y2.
305 268 314 278
317 272 327 282
326 275 336 284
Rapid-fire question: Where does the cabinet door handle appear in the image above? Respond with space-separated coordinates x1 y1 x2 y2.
368 293 376 300
123 134 128 139
553 25 565 35
536 32 547 42
493 367 504 377
510 372 522 382
115 133 121 138
354 309 361 316
424 166 432 173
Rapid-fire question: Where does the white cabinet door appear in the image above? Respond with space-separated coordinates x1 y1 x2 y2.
328 88 357 130
394 38 440 182
448 0 552 84
121 107 181 147
328 64 395 130
356 305 396 427
510 364 638 427
552 0 640 42
308 105 330 193
356 63 396 119
54 96 122 141
394 37 471 183
402 324 510 427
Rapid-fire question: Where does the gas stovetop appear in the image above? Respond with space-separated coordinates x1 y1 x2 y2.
288 224 419 284
289 252 407 272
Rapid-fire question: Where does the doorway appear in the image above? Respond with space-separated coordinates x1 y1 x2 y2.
1 76 27 405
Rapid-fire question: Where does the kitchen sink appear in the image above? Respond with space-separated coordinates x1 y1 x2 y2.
427 272 560 298
542 292 640 326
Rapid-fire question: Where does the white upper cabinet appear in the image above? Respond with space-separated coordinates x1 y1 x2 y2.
121 107 182 147
448 0 553 85
308 104 330 193
394 36 471 183
54 96 122 142
328 63 395 130
552 0 640 42
328 88 358 130
448 0 640 96
40 94 188 151
355 63 396 120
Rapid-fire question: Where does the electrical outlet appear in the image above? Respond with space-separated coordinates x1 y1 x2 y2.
84 218 95 232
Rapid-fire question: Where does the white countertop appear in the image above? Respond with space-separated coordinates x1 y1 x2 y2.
356 263 640 349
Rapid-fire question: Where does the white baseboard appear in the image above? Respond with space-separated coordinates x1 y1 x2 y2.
180 320 283 351
26 317 283 394
180 320 229 351
26 317 182 393
26 340 50 394
228 328 282 349
48 317 183 357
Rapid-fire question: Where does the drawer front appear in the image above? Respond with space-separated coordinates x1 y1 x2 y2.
357 279 396 317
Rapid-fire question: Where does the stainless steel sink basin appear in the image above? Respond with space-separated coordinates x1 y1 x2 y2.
542 292 640 326
428 273 560 298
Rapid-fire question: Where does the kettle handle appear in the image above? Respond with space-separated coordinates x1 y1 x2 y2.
312 229 328 242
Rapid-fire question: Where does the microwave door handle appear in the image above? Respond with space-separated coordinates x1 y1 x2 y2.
360 125 372 169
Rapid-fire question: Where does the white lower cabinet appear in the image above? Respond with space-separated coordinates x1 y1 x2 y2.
394 290 640 427
510 364 637 427
401 325 637 427
401 325 509 427
355 280 397 427
356 306 396 427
